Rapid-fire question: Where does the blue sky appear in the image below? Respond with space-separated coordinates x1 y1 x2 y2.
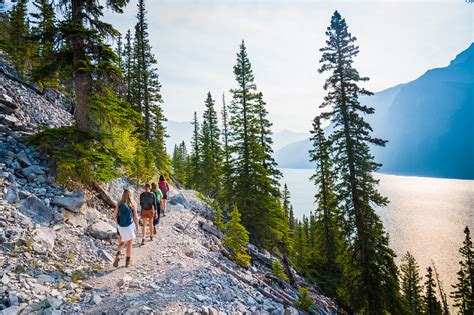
106 0 473 133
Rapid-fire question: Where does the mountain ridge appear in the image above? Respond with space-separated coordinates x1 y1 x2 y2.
275 43 474 180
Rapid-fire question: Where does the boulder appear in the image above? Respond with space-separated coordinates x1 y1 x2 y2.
16 150 31 166
51 190 85 213
169 193 190 209
21 165 44 177
19 195 55 225
88 220 116 240
64 211 87 228
33 228 55 252
1 306 19 315
199 221 224 239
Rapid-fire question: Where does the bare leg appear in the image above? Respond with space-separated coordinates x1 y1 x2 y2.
141 218 147 245
149 215 154 240
126 240 132 257
113 235 124 267
161 199 166 216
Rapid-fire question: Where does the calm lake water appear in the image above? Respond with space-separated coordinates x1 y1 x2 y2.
279 168 474 305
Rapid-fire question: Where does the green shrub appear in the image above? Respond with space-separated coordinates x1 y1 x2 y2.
295 287 314 310
71 269 85 283
223 206 251 268
272 259 289 282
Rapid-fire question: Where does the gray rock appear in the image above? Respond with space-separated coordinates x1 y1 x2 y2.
195 294 207 302
1 274 10 285
64 211 87 228
37 274 55 284
5 186 18 204
16 150 31 166
87 220 116 240
90 293 102 305
8 292 18 306
33 228 55 252
262 299 276 312
21 165 44 177
200 222 224 239
19 195 55 225
169 193 190 208
0 306 19 315
221 288 234 302
97 249 114 264
51 190 85 213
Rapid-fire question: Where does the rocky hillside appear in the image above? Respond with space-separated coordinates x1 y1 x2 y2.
0 55 340 314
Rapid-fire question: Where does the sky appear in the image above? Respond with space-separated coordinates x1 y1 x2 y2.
104 0 473 133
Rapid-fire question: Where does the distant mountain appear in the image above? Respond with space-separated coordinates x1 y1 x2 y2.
165 121 310 155
272 129 310 151
276 43 474 180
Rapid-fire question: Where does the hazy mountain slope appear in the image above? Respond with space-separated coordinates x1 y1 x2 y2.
272 129 310 151
276 43 474 179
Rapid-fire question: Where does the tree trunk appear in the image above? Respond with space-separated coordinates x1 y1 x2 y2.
71 0 92 132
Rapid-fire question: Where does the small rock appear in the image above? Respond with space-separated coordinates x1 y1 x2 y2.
97 249 114 264
8 292 18 306
195 294 207 302
16 150 31 166
37 274 55 285
90 293 102 305
1 274 10 285
1 306 19 315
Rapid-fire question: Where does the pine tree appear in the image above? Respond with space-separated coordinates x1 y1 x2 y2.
271 259 289 282
431 261 449 315
255 92 282 188
123 30 134 103
293 221 309 272
220 93 233 212
424 267 443 315
30 0 58 89
223 206 251 268
281 184 291 219
451 226 474 314
400 252 423 315
58 0 128 131
188 112 201 189
318 11 401 313
152 105 171 174
199 92 222 198
228 40 284 247
133 0 162 143
307 114 346 298
3 0 33 79
289 206 295 233
172 142 188 186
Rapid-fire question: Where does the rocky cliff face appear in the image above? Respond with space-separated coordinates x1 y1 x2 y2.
0 56 340 314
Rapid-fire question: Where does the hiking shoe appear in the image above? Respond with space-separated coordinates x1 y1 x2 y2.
150 236 154 241
141 239 145 246
125 257 132 267
113 256 120 267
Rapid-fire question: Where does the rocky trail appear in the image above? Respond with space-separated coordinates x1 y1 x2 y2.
83 200 294 314
0 53 340 314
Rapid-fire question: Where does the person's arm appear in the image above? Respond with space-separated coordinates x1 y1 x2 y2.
153 194 158 218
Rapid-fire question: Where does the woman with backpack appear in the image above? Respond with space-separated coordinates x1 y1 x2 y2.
158 175 170 217
113 189 139 268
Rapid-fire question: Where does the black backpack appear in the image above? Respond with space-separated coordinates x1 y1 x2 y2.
140 192 155 210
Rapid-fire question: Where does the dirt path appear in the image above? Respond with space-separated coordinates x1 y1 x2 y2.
81 204 275 314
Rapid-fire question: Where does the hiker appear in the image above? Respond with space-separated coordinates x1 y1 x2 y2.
158 175 170 217
113 189 139 268
139 183 157 245
151 182 162 234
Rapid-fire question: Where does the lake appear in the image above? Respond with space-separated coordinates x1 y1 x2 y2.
279 168 474 306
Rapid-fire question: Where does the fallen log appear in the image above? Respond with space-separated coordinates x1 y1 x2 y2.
92 181 116 208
